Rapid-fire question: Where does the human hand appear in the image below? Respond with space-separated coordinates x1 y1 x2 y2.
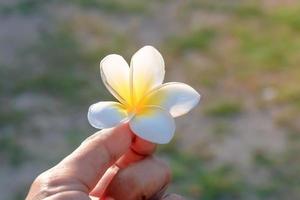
25 123 185 200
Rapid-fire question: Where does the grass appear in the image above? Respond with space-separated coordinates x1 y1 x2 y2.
14 26 110 104
256 183 280 198
32 28 82 70
231 7 300 75
159 141 243 199
12 188 28 200
0 0 43 15
275 109 300 133
234 4 263 18
72 0 148 14
0 0 148 16
0 67 8 94
254 150 274 167
187 1 242 13
237 29 293 71
212 121 233 136
0 109 25 127
169 28 217 53
272 82 300 132
197 167 242 200
188 0 263 18
2 1 300 200
65 130 89 149
252 142 300 198
158 138 199 183
270 7 300 31
82 34 129 64
204 100 242 117
0 110 25 127
0 135 30 167
277 86 300 109
14 73 89 102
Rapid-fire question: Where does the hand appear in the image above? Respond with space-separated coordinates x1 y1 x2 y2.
25 123 185 200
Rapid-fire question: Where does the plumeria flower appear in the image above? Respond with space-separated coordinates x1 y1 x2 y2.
88 46 200 144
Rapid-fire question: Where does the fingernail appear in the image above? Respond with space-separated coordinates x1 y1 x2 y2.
162 193 171 199
148 184 168 200
103 197 114 200
162 193 186 200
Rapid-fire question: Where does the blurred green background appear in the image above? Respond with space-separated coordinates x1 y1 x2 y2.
1 0 300 199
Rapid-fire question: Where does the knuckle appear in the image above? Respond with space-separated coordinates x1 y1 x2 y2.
106 157 172 200
32 171 57 198
80 130 102 146
31 168 74 199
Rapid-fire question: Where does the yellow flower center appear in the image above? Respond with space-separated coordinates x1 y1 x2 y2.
126 97 147 115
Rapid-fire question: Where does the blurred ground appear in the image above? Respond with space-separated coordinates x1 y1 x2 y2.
1 0 300 199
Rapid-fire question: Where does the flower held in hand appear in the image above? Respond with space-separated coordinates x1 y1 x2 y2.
88 46 200 144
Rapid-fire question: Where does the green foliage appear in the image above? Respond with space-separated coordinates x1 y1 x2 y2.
171 153 198 182
159 141 243 199
234 4 263 18
254 151 274 166
0 0 42 15
237 30 291 70
2 1 300 199
14 27 109 103
277 87 300 109
73 0 147 13
157 137 178 156
212 122 233 136
188 0 263 18
271 7 300 30
197 167 242 200
233 10 300 73
83 34 129 64
0 109 25 127
14 73 88 101
12 189 28 200
169 29 217 52
0 135 29 167
65 130 89 149
256 183 279 198
205 100 242 117
34 29 81 69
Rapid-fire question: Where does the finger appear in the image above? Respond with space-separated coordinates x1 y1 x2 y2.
54 123 134 192
103 157 171 200
116 136 156 168
161 194 186 200
90 136 156 197
131 136 157 156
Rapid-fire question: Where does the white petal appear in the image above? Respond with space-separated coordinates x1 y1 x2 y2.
145 82 200 117
130 46 165 104
88 101 128 129
129 106 175 144
100 54 131 105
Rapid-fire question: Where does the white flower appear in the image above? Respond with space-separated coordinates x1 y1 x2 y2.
88 46 200 144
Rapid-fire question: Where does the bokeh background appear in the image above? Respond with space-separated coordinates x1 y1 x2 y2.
1 0 300 199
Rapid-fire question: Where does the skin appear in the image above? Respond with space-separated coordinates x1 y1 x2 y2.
26 123 185 200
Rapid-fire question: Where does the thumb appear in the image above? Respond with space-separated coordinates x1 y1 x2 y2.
26 123 134 200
